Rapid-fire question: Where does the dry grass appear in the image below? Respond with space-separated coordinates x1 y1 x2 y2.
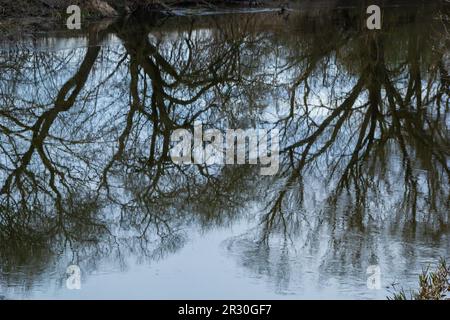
389 259 450 300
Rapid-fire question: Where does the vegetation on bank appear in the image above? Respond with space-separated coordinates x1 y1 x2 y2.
1 0 448 19
0 0 279 18
1 0 131 18
389 259 450 300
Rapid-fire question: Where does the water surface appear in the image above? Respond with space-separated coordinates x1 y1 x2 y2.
0 3 449 299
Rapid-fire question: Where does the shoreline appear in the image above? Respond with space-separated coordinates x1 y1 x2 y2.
0 0 287 19
1 0 444 19
0 0 447 39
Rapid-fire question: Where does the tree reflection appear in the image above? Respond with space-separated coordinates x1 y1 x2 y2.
0 3 448 296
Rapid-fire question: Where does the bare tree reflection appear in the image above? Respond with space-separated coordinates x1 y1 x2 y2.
0 3 448 296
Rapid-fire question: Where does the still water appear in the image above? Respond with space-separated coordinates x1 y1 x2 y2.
0 3 449 299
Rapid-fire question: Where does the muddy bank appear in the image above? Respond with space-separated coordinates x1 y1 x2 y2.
0 0 287 37
0 0 285 18
0 0 447 38
2 0 445 19
0 1 287 38
0 0 132 18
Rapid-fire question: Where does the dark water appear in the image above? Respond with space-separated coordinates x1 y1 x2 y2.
0 3 449 299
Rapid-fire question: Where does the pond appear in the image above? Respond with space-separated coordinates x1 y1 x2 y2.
0 3 449 299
